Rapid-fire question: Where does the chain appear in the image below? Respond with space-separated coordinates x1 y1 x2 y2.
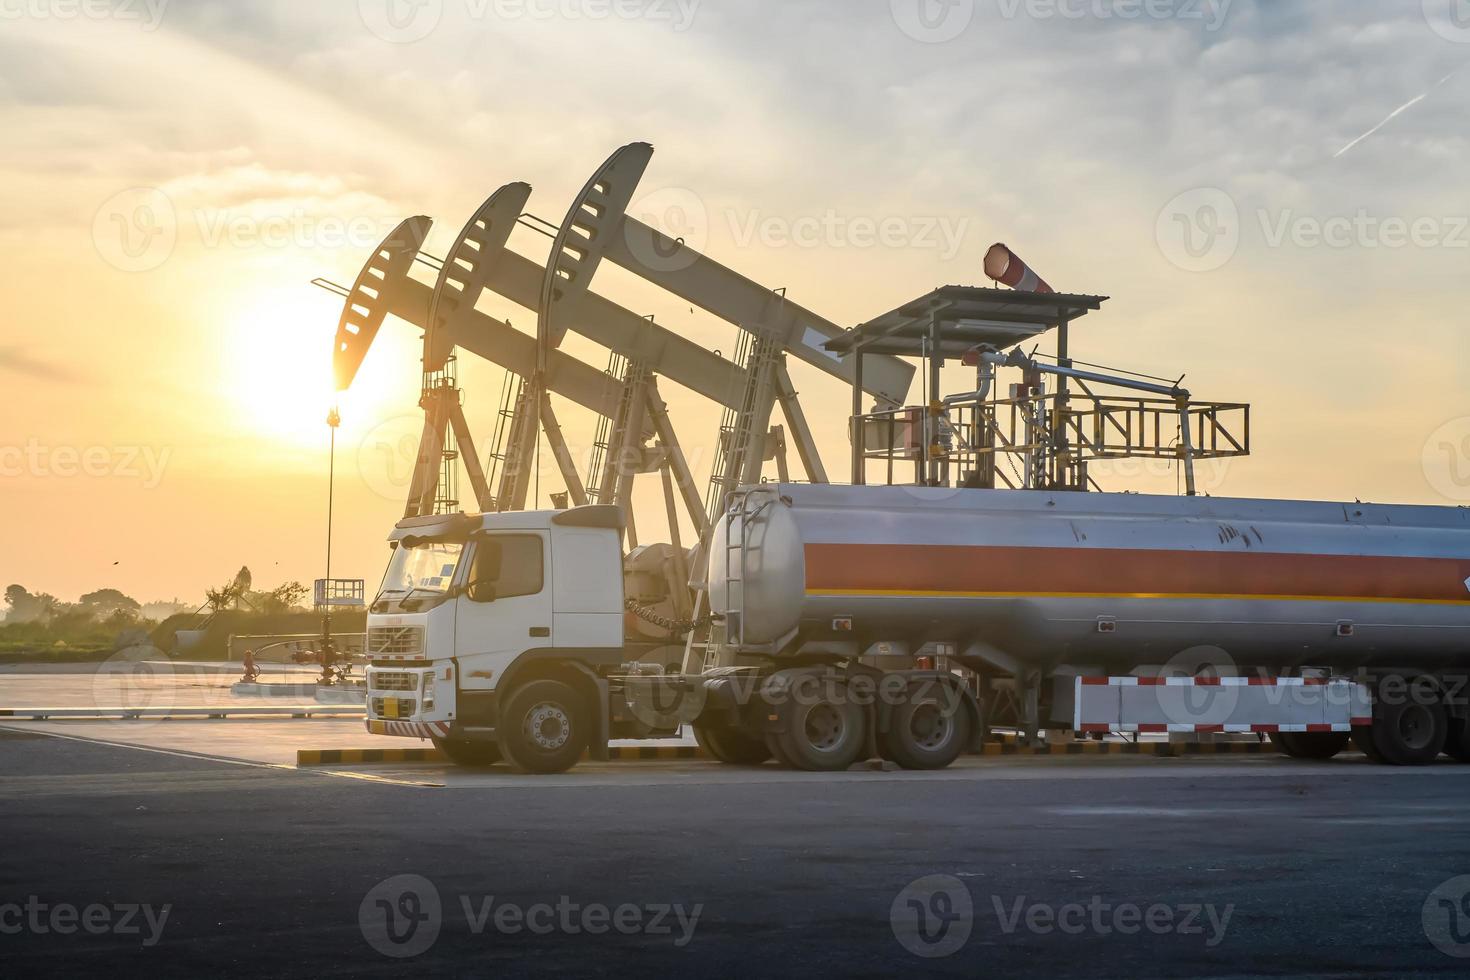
624 597 720 635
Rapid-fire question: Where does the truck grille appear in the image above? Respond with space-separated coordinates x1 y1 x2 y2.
371 671 419 692
371 696 417 719
367 626 424 657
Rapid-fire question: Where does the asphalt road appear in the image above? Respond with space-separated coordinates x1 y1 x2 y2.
2 728 1468 978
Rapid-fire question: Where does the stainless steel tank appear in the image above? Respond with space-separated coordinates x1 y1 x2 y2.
708 484 1470 670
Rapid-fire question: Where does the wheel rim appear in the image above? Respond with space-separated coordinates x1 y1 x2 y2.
804 703 847 752
1397 705 1435 751
525 702 571 751
908 703 952 751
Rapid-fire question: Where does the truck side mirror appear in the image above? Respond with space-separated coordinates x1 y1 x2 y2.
466 540 503 604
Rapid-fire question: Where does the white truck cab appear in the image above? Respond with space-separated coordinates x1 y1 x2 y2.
364 506 630 769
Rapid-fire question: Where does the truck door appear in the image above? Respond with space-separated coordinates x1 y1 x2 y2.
455 531 553 691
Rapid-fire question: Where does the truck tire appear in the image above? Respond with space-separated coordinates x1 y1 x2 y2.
1370 697 1447 766
693 722 772 765
764 732 797 768
879 686 972 770
1269 731 1349 760
1444 716 1470 763
432 736 502 768
498 680 589 775
773 693 866 772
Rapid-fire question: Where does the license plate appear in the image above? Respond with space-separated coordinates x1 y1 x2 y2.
384 699 400 719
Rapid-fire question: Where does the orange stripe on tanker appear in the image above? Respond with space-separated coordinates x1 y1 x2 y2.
803 542 1470 604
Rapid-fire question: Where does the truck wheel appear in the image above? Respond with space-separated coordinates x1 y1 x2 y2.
880 688 972 770
774 694 866 772
764 733 797 768
1268 731 1349 760
432 737 502 768
1443 716 1470 763
692 722 772 765
498 680 588 775
1370 697 1447 766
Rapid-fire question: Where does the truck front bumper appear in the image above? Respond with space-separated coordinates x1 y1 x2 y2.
365 663 457 739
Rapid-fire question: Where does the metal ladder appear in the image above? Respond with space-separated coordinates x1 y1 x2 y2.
481 371 524 510
584 351 629 503
682 330 784 673
719 488 768 650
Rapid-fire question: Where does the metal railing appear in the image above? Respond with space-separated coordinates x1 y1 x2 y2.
855 392 1250 493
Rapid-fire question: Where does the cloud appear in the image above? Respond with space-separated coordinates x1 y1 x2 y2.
0 346 86 384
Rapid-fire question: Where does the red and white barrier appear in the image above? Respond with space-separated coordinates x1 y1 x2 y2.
1073 676 1373 734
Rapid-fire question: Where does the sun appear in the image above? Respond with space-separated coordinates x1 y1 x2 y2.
225 290 376 448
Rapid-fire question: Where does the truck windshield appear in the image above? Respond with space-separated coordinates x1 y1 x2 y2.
378 541 463 599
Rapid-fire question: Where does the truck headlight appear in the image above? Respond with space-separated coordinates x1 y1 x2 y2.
422 676 436 710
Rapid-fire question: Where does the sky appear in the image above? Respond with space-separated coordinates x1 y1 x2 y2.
2 0 1469 605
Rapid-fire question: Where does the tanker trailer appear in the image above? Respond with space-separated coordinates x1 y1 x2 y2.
708 483 1470 766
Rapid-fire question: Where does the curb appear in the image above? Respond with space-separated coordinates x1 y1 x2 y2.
296 741 1275 767
297 745 705 766
980 740 1271 756
0 707 365 721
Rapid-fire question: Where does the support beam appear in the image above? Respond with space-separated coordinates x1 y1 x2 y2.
496 379 542 511
660 462 693 621
609 374 649 527
774 363 828 484
609 215 913 406
404 397 448 519
445 402 493 512
484 250 751 411
386 277 655 439
538 398 589 508
645 381 710 542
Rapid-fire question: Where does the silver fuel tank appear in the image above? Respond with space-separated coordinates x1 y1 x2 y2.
707 484 1470 671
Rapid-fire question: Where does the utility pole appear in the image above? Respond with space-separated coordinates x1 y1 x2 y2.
321 405 340 687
